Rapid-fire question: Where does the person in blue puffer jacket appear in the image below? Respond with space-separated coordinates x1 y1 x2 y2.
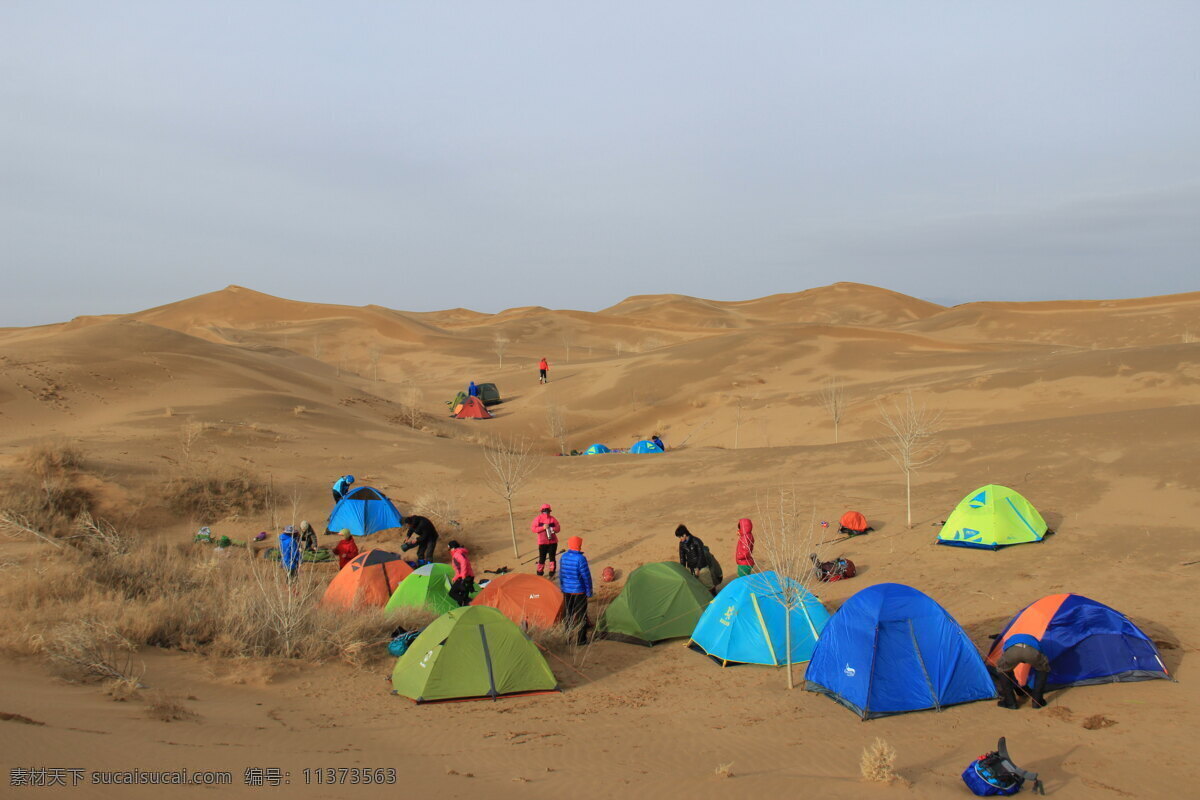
558 536 593 645
279 525 301 580
331 474 355 503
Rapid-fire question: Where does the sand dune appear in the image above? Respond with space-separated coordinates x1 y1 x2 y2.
0 282 1197 798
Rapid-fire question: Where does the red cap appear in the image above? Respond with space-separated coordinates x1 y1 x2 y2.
567 536 583 551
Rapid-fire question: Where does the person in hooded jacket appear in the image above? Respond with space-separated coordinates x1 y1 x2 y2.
447 540 475 606
677 524 721 594
279 526 301 580
297 520 318 552
332 529 358 569
331 475 355 503
401 515 439 565
538 357 549 384
530 504 561 578
558 536 593 645
734 518 755 577
468 381 479 397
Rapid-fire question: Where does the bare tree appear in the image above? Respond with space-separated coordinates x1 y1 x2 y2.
398 384 422 429
733 396 744 449
559 325 573 362
312 333 323 359
614 340 623 357
483 436 541 557
493 334 509 368
368 346 382 381
820 379 847 443
752 488 823 689
179 421 205 468
545 403 568 455
875 392 944 527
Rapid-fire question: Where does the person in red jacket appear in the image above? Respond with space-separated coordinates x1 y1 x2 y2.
538 357 550 384
447 540 475 606
332 528 358 568
735 518 755 578
530 503 561 578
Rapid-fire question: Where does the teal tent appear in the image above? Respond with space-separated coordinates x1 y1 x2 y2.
584 443 611 455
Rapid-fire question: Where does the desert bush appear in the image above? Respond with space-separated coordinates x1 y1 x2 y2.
44 618 144 686
21 441 85 478
145 692 198 722
163 470 270 523
860 738 899 783
714 763 735 779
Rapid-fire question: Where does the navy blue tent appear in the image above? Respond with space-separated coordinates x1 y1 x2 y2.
325 486 404 537
630 440 664 454
805 583 996 719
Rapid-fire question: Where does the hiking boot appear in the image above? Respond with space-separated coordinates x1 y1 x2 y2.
997 699 1020 710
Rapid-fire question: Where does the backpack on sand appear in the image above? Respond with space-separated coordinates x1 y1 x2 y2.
810 553 856 582
962 738 1044 796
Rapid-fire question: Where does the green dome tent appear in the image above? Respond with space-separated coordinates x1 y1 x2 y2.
391 606 559 702
385 563 458 615
937 484 1048 549
598 562 713 645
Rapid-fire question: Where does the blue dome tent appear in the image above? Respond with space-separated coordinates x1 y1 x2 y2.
986 593 1170 689
325 486 404 536
630 440 664 454
584 443 611 455
689 572 831 666
805 583 995 719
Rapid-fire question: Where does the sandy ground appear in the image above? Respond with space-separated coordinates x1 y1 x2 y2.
1 282 1197 798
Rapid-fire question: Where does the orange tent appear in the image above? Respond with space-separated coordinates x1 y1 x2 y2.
321 550 413 610
471 573 563 629
840 511 869 533
454 396 493 419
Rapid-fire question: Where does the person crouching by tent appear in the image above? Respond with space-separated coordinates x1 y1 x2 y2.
279 526 301 581
331 474 355 503
447 541 475 606
992 634 1052 710
734 518 755 577
531 503 561 579
559 536 593 645
538 357 549 384
400 514 439 565
651 433 665 451
333 528 358 569
298 520 318 552
677 524 722 595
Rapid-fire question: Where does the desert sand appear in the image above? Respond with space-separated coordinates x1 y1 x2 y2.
0 282 1197 799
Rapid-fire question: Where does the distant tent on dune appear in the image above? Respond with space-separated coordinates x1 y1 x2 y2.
477 383 502 406
988 593 1170 690
321 550 413 610
453 396 493 419
326 486 404 536
584 443 611 455
937 484 1047 549
629 440 664 454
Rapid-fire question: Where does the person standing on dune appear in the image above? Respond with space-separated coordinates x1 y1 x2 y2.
447 540 475 606
331 474 354 503
559 536 593 646
538 357 549 384
332 528 358 568
279 525 301 581
531 503 561 579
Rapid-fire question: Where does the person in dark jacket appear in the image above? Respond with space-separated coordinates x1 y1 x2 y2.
297 520 318 552
558 536 593 646
400 515 439 565
279 525 301 580
991 634 1053 709
676 524 720 594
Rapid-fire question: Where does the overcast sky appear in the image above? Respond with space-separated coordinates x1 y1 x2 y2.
3 2 1198 326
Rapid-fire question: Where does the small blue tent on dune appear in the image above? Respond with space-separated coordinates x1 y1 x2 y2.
584 443 611 455
689 572 831 666
630 440 664 454
325 486 404 536
805 583 995 719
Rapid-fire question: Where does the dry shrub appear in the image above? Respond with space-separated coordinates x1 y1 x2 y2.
292 405 308 416
409 490 463 531
44 619 144 686
860 738 899 783
714 762 735 779
21 441 85 478
145 692 198 722
163 470 269 523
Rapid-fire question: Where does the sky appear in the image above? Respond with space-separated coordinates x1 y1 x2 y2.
3 2 1198 326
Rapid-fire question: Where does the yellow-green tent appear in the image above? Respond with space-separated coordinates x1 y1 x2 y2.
937 484 1048 549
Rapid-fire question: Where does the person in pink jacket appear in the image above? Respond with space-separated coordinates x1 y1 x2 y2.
447 540 475 606
530 503 561 578
735 518 755 578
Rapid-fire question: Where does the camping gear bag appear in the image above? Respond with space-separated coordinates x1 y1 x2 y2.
813 556 856 582
962 738 1044 796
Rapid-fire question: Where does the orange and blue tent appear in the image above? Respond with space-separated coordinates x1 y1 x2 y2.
987 593 1170 690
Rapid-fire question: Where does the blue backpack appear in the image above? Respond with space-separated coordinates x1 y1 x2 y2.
962 738 1044 796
